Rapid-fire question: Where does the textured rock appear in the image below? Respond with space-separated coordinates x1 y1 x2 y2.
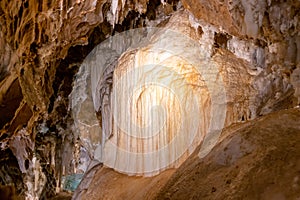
182 0 299 113
69 63 101 172
0 185 17 200
155 108 300 200
97 10 250 176
0 78 24 129
0 0 174 198
78 9 295 177
0 0 299 198
181 0 299 40
0 0 160 134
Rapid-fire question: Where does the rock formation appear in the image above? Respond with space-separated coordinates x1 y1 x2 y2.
0 0 299 199
155 108 300 200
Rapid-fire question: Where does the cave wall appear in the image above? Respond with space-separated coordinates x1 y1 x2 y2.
0 0 299 199
182 0 300 114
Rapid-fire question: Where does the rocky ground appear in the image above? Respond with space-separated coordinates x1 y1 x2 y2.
156 108 300 200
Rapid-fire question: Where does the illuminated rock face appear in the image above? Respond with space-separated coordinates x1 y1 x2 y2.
87 11 256 176
105 46 210 176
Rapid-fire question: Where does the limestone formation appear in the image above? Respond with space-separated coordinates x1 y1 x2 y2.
92 11 250 176
0 0 298 199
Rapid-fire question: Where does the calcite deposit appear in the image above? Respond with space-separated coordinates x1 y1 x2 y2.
0 0 299 199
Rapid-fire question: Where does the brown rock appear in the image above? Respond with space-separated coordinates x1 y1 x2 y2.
155 108 300 200
0 185 17 200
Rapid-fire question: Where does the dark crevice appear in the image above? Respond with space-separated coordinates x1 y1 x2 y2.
13 16 18 34
24 1 29 9
0 66 8 83
214 32 232 49
48 96 55 113
241 115 245 121
47 17 113 114
38 0 42 12
18 6 23 19
0 148 25 195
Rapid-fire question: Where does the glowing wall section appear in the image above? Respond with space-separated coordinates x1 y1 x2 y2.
104 48 211 176
78 11 255 176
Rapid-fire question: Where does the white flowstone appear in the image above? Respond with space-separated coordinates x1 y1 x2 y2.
90 11 254 176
